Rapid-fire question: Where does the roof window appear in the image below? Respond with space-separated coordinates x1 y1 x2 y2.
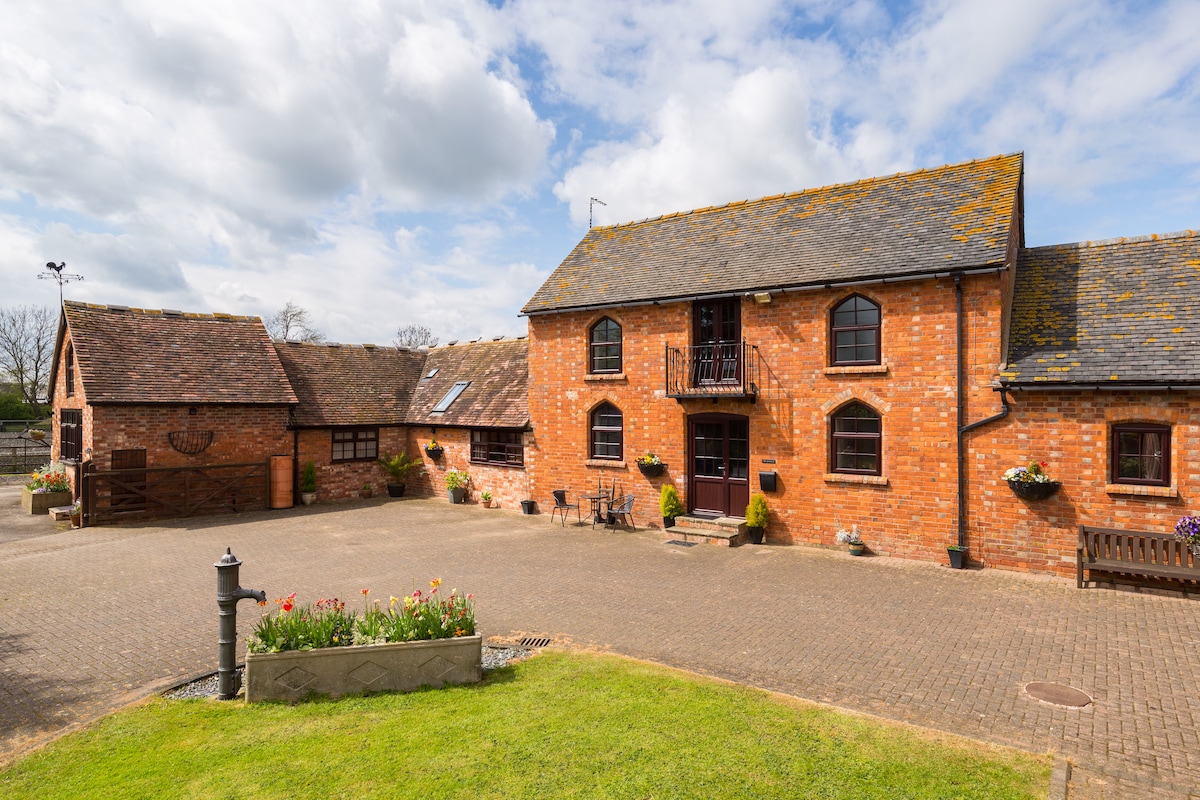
431 381 470 413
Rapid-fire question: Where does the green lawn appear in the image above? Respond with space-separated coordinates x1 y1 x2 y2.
0 652 1049 799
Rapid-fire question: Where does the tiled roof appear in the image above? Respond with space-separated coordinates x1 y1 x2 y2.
274 342 427 427
1002 231 1200 385
58 302 297 404
522 153 1023 314
407 338 529 429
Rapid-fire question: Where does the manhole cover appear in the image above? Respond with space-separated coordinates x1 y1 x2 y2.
666 540 698 547
1025 682 1092 708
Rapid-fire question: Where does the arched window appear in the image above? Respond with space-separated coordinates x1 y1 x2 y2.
830 294 881 365
831 402 881 475
589 317 622 373
590 402 623 460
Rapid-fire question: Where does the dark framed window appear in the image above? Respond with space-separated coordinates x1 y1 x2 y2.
60 408 82 462
589 317 622 373
332 427 378 462
1111 424 1170 486
830 294 881 365
471 430 524 466
590 402 623 460
66 344 75 396
830 402 881 475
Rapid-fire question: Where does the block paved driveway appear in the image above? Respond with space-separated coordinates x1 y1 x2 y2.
2 494 1199 798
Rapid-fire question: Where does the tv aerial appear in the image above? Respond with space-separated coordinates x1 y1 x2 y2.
589 197 607 229
39 262 85 307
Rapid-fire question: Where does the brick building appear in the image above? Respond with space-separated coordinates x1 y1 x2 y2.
49 302 531 518
521 153 1200 576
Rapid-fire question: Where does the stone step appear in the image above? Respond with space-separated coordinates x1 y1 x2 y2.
663 516 749 547
47 505 74 521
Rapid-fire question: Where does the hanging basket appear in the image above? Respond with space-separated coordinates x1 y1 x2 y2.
425 446 444 460
168 430 214 455
637 462 665 478
1007 480 1060 501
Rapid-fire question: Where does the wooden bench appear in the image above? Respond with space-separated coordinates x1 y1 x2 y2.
1077 524 1200 589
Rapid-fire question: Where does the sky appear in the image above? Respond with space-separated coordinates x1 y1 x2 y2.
1 0 1198 344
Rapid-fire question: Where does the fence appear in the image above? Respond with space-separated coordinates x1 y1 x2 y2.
81 460 270 525
0 424 51 474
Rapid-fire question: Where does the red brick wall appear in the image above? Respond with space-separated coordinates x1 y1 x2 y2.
527 274 1007 563
295 427 409 502
407 429 531 509
965 392 1199 577
51 330 92 493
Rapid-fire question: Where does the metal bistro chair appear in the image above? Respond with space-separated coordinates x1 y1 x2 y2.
550 489 581 527
604 494 636 531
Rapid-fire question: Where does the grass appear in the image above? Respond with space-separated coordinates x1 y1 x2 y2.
0 651 1049 799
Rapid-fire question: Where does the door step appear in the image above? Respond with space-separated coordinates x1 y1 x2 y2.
664 515 748 547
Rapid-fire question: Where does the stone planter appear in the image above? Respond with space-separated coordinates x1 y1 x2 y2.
447 487 466 504
300 492 316 506
21 488 72 515
245 634 482 703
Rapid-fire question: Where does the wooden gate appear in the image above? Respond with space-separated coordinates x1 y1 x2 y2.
81 460 270 525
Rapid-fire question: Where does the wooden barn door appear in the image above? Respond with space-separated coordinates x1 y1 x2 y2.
110 448 147 512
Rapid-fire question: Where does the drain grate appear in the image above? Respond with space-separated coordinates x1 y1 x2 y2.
1024 682 1092 708
666 540 698 548
517 636 552 648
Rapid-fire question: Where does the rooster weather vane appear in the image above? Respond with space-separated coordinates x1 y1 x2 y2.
39 261 84 307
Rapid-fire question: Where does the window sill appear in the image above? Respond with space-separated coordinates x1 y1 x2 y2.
584 372 627 382
1104 483 1177 498
469 461 526 470
585 459 627 469
823 363 888 376
824 473 888 486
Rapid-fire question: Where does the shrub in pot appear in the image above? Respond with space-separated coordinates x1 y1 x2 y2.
745 493 769 544
377 451 423 498
299 460 318 505
660 484 684 528
445 468 470 503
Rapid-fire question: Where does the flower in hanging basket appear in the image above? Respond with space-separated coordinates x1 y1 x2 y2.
1174 515 1200 548
636 453 662 466
1002 460 1054 483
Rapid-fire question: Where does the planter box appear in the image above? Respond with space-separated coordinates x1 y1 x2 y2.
22 488 72 515
245 634 482 703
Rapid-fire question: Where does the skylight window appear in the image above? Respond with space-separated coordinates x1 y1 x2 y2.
431 381 470 413
425 368 439 379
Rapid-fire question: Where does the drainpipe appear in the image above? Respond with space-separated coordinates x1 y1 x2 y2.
956 273 1012 550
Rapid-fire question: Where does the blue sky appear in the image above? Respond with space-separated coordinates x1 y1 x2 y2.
1 0 1198 343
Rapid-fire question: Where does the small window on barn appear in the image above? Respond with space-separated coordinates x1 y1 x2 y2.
590 402 623 460
470 430 524 467
66 344 75 397
1111 424 1170 486
589 317 622 373
830 294 881 366
830 402 881 475
332 427 378 462
432 381 470 413
60 408 83 462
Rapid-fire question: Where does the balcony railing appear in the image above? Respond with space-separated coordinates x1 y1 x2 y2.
665 341 759 400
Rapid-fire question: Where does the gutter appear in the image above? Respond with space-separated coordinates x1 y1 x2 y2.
1001 383 1200 392
521 265 1008 317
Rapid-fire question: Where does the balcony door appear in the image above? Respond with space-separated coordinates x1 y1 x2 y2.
692 299 741 385
688 414 749 518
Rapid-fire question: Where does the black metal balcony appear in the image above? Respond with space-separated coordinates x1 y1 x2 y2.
665 341 759 401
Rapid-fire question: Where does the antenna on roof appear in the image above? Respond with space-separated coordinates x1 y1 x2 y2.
39 262 85 308
589 197 607 229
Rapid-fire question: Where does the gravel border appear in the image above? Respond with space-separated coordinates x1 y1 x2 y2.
163 645 534 700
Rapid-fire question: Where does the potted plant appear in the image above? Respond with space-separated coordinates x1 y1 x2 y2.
68 499 82 528
1175 515 1200 557
636 453 666 478
299 460 317 505
360 482 373 499
947 544 968 569
445 468 469 504
1002 460 1060 501
660 484 684 528
377 451 423 498
21 464 72 515
836 525 865 556
480 490 493 508
245 580 481 702
745 493 769 544
520 499 537 514
424 439 444 459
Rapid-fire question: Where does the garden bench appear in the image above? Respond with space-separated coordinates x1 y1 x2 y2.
1077 524 1200 589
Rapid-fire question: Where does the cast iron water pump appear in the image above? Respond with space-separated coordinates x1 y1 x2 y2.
214 548 266 700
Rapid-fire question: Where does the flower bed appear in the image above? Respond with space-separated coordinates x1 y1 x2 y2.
245 582 481 702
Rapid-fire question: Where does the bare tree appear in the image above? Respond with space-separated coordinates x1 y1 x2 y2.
265 301 325 343
393 323 439 349
0 305 56 410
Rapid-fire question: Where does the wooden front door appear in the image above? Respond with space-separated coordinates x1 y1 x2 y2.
110 448 147 512
688 414 749 517
692 299 741 385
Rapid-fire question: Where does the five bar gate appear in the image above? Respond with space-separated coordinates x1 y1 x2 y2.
81 460 270 525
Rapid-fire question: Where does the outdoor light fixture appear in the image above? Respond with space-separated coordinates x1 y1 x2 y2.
754 292 772 304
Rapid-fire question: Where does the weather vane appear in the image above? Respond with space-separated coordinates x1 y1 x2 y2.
39 262 84 307
589 197 607 229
